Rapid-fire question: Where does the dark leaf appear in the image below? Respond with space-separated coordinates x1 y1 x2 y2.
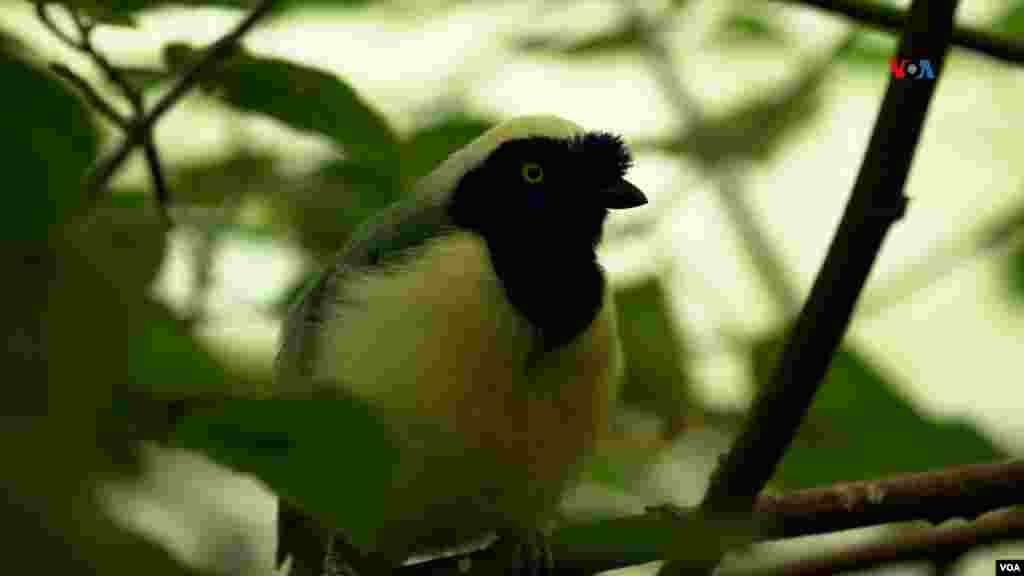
753 338 1006 489
668 49 831 165
278 159 404 259
172 390 405 550
400 114 494 184
835 31 897 70
614 276 694 437
164 43 400 172
1008 244 1024 303
66 193 168 292
712 12 789 47
0 51 98 244
514 18 645 58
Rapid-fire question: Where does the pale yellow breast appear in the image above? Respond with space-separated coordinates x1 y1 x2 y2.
316 231 620 551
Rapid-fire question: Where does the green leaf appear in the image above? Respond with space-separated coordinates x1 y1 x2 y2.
172 391 403 547
279 158 405 259
167 149 281 205
1008 244 1024 303
1 52 98 243
124 300 234 397
400 115 494 185
835 31 897 70
712 12 789 47
164 44 399 173
669 50 830 165
753 338 1006 489
514 18 645 58
67 194 168 292
614 277 694 435
992 0 1024 38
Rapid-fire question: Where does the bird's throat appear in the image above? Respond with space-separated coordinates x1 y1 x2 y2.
486 240 605 352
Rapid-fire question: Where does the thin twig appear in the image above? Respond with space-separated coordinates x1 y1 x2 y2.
67 7 143 111
781 0 1024 65
142 135 172 228
36 1 173 224
82 0 276 212
722 508 1024 576
49 63 129 128
400 460 1024 575
34 3 80 49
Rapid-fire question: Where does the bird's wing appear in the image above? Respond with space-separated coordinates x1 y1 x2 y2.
173 195 455 569
274 195 453 386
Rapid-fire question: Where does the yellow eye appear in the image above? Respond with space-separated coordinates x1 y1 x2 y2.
521 162 544 184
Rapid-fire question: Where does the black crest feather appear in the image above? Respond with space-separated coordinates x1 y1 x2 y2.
574 132 632 178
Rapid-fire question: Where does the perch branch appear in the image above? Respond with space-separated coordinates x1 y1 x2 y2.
399 460 1024 575
723 507 1024 576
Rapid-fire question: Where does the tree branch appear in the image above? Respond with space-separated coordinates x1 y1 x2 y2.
780 0 1024 65
701 0 958 511
49 63 129 128
722 507 1024 576
80 0 277 215
655 1 961 573
399 460 1024 575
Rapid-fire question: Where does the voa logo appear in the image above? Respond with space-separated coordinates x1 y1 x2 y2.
997 560 1023 574
889 58 935 80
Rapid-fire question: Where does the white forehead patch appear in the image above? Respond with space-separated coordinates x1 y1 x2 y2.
416 115 585 203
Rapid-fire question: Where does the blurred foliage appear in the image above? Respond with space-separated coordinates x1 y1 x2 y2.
711 8 789 47
753 338 1007 490
993 0 1024 38
514 15 646 58
2 37 243 576
3 48 97 243
173 391 405 551
614 277 695 438
835 30 897 70
164 43 400 173
7 0 1023 572
1008 243 1024 302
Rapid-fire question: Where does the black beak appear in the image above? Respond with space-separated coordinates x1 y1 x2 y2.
602 178 648 209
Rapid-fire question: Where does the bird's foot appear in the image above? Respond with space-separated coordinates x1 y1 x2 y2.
492 530 554 576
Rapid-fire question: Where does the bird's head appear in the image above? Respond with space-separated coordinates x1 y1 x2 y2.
418 115 647 349
436 115 647 254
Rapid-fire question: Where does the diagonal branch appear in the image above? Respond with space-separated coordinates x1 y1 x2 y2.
656 1 961 574
780 0 1024 64
701 0 958 514
80 0 277 215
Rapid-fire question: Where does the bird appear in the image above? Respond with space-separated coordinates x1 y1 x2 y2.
171 115 647 575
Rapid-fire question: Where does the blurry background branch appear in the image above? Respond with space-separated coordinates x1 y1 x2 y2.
79 0 277 218
781 0 1024 64
37 1 172 225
